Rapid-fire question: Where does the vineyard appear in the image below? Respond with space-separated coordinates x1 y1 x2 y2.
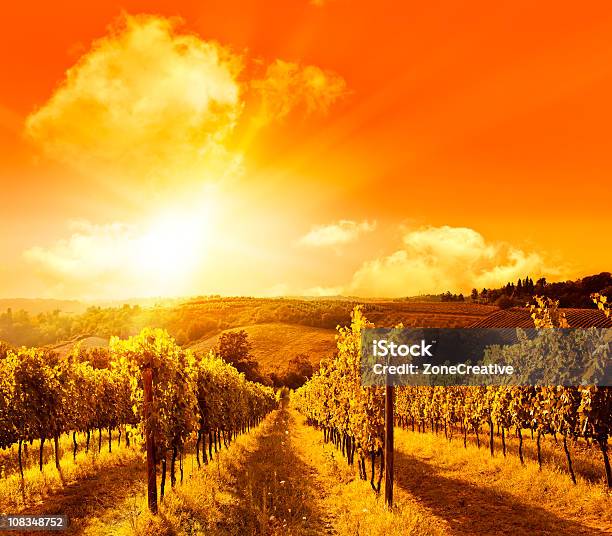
0 299 610 535
293 296 612 498
0 328 276 512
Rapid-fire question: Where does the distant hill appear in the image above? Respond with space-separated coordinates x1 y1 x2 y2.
474 272 612 308
365 301 496 328
50 335 110 357
0 298 88 315
188 322 337 374
469 307 612 328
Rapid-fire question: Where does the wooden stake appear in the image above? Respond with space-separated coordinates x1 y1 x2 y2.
384 385 394 508
143 367 158 514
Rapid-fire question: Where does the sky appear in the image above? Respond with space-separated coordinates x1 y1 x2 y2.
1 1 611 300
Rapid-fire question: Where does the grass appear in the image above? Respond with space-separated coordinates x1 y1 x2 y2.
0 431 142 514
83 409 334 535
288 408 448 536
0 429 128 479
101 407 448 536
5 407 609 535
394 427 612 534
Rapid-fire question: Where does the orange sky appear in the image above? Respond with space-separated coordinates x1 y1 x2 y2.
1 1 611 300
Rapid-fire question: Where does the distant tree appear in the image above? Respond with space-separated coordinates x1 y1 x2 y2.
268 371 282 388
471 288 479 301
283 354 314 389
217 330 251 363
440 291 464 302
216 330 262 382
289 353 314 377
516 279 523 294
187 318 216 342
601 286 612 300
495 295 514 309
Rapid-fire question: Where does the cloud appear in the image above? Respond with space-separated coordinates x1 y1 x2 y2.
299 220 376 247
347 226 554 297
24 220 135 280
252 59 347 123
25 15 244 192
23 217 209 299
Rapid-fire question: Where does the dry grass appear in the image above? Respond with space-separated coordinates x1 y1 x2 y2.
114 408 449 536
188 323 337 373
0 429 125 479
288 409 448 536
394 427 612 535
5 408 609 535
83 409 335 535
0 433 142 514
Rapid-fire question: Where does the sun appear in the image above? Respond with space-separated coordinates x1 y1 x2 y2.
132 206 215 290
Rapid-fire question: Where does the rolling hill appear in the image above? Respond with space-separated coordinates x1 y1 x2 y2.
187 322 337 373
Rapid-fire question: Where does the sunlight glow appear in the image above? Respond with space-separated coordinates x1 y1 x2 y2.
132 194 219 292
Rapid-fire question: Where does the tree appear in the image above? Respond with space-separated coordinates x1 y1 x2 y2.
471 288 478 301
216 331 261 382
535 277 547 293
283 354 314 389
495 295 514 309
187 318 216 342
217 331 251 364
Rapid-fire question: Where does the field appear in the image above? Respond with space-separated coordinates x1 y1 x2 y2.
187 323 337 374
1 300 610 535
9 299 497 369
4 2 612 533
2 406 609 535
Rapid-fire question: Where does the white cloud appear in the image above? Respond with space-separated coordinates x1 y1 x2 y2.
24 220 135 280
25 15 244 192
347 225 553 297
299 220 376 247
23 216 210 299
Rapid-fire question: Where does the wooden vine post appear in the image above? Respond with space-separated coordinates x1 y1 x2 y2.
143 366 158 514
384 384 394 508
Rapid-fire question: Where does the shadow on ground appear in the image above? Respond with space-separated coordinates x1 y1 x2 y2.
19 457 146 535
394 449 607 536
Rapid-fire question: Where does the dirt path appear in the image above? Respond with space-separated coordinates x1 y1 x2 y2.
209 408 336 535
8 409 338 536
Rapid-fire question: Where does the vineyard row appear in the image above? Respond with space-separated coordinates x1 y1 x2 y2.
0 328 277 496
293 299 612 489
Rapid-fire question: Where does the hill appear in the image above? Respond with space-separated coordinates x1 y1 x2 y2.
365 301 496 327
0 298 87 315
188 322 337 374
469 306 612 328
50 335 110 357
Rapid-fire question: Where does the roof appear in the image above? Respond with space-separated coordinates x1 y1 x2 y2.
468 307 612 328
